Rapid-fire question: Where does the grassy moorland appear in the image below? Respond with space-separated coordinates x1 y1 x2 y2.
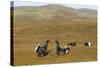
13 4 97 65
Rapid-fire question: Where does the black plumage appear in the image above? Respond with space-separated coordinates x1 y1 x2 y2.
55 40 70 56
35 40 50 57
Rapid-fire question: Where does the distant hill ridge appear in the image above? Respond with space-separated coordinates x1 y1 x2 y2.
13 4 97 21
